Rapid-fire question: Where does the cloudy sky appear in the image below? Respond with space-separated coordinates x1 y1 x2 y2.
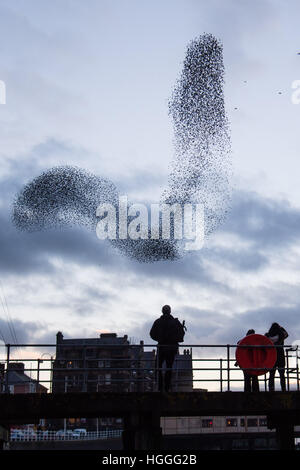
0 0 300 388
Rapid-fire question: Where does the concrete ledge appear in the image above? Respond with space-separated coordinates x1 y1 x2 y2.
0 391 300 422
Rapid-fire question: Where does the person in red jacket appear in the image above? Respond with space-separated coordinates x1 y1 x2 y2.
237 329 260 392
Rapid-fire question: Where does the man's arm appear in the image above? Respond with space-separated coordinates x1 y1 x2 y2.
150 320 159 341
280 326 289 340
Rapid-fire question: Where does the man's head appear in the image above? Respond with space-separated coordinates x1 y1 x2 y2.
162 305 171 315
246 329 255 336
268 322 280 336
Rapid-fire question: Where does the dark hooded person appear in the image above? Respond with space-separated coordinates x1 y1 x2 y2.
265 323 288 391
150 305 185 392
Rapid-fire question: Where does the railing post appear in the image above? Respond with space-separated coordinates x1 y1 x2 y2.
37 358 42 393
286 348 290 391
50 356 53 394
83 344 87 392
5 344 10 394
155 345 160 392
297 347 300 392
226 344 230 391
220 358 223 392
264 373 267 392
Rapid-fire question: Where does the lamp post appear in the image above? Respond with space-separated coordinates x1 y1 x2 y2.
36 359 44 392
40 353 53 393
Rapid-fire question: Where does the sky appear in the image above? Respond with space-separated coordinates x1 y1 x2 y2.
0 0 300 389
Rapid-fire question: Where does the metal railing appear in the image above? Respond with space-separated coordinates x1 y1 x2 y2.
0 342 299 393
9 428 122 442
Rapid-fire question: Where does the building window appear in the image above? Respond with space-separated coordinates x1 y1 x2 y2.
98 360 110 368
105 373 111 385
247 418 258 427
179 418 188 428
72 375 82 386
232 439 249 450
201 419 213 428
259 418 268 427
240 418 245 427
254 438 268 449
226 418 237 427
86 349 96 358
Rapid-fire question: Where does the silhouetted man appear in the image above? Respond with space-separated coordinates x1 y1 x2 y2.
265 323 288 391
150 305 180 392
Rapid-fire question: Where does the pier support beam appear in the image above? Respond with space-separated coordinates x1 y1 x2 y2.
0 424 9 450
268 414 295 450
122 412 162 450
276 422 294 450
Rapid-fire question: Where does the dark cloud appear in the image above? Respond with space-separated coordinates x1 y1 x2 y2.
0 317 53 346
0 207 121 275
223 190 300 249
2 135 300 280
204 245 268 271
182 305 300 348
1 187 300 285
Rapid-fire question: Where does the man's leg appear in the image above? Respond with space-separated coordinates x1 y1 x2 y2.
252 375 259 392
269 369 275 391
164 349 177 392
244 372 251 392
156 348 165 392
279 368 286 392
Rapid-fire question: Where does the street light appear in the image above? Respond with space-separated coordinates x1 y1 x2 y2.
40 353 54 393
36 359 43 392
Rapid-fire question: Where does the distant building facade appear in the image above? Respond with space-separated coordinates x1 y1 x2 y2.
52 331 156 394
171 349 193 392
3 363 47 394
49 331 194 430
50 331 157 430
52 332 194 395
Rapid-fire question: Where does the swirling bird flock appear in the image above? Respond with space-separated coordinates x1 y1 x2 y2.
12 34 232 262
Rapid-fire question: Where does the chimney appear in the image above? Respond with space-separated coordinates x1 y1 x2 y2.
8 363 25 373
100 333 117 338
56 331 64 343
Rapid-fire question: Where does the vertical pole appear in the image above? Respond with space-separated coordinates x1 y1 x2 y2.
264 373 267 391
286 349 290 391
63 375 67 435
226 345 230 391
156 346 159 392
276 422 294 450
37 359 40 392
297 349 300 392
83 345 87 392
5 344 10 394
122 412 162 450
220 358 223 392
50 356 53 394
176 355 179 392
